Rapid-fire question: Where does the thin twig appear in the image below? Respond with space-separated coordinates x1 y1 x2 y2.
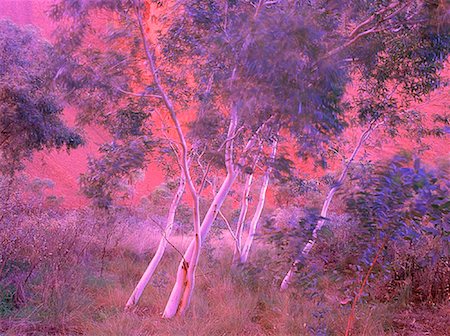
324 2 410 61
218 210 239 247
116 87 162 99
349 2 400 38
147 215 187 263
218 126 245 152
197 160 212 195
345 238 388 336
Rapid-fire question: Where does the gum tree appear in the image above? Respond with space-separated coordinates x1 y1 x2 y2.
49 0 272 316
280 0 450 289
157 0 353 316
50 0 357 317
239 136 278 263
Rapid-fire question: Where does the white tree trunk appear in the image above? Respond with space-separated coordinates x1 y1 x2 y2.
280 122 378 290
162 112 274 317
125 176 186 308
232 172 254 263
135 7 202 316
162 106 240 318
240 172 270 263
135 3 273 317
163 168 239 318
233 143 264 264
240 138 277 263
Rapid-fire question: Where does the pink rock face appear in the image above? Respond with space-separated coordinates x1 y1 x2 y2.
0 1 54 34
0 1 448 208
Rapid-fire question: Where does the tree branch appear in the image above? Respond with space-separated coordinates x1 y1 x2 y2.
116 87 162 99
133 0 200 237
324 1 410 61
218 210 240 249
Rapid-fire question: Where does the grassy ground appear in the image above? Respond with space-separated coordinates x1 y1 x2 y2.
1 224 448 336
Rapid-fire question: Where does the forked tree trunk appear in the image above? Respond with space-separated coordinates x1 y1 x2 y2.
162 170 239 318
134 0 271 317
162 106 240 318
280 122 378 290
125 175 186 308
240 138 277 263
163 113 273 318
135 5 202 316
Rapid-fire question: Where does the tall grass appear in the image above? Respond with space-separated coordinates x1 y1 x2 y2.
1 177 448 335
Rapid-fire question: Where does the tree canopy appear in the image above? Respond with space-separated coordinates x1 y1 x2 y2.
0 20 83 174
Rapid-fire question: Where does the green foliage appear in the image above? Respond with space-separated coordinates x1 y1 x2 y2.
347 155 449 243
344 155 449 304
49 0 159 134
263 154 449 310
349 0 450 133
49 1 173 207
0 284 16 316
80 138 154 208
161 0 449 166
49 1 450 207
0 20 83 174
163 0 350 160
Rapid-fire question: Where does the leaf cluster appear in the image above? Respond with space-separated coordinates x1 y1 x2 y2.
0 20 83 174
347 154 449 247
80 137 154 208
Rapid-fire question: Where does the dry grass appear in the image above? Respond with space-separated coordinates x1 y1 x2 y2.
1 215 448 336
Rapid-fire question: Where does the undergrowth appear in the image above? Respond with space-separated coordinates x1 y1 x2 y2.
0 175 448 335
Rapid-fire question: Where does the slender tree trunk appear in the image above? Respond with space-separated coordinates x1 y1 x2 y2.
135 4 202 316
232 141 264 264
125 175 186 308
345 239 387 336
163 112 273 317
162 106 239 318
240 138 277 263
163 170 239 318
134 0 272 317
280 122 377 290
232 173 254 263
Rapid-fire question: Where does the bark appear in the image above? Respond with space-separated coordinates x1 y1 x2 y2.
125 175 186 308
134 1 272 317
240 138 278 263
232 143 264 263
280 122 377 290
160 0 272 316
232 173 254 263
134 4 202 316
163 113 273 318
135 4 200 233
162 157 239 318
162 106 240 318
